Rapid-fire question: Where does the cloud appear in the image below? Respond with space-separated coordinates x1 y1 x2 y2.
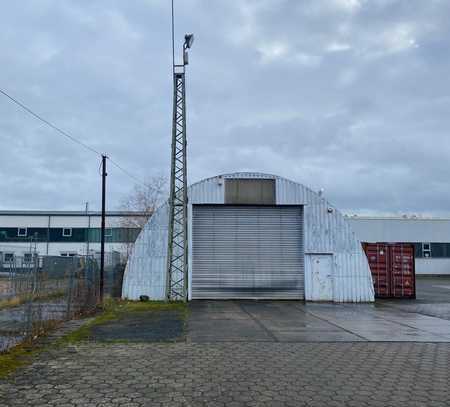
326 42 352 52
257 41 289 63
257 41 321 67
332 0 363 13
381 23 419 53
0 0 450 217
358 23 420 59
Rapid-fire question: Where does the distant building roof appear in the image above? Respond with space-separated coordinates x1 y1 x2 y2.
0 210 148 217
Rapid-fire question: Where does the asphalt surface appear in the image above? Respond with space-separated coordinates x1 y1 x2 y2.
416 276 450 302
89 309 185 342
381 276 450 321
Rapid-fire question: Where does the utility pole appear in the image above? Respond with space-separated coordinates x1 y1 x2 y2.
85 202 90 258
166 29 194 301
100 155 107 302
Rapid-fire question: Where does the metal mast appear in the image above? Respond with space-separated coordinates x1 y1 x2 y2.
166 32 194 301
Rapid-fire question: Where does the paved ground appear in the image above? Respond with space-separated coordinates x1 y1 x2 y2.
187 277 450 343
188 300 450 342
381 277 450 321
1 341 449 407
1 277 450 406
416 276 450 303
89 309 185 342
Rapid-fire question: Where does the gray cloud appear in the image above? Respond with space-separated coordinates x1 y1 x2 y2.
1 0 450 216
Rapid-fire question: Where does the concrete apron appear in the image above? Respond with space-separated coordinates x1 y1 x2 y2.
187 300 450 343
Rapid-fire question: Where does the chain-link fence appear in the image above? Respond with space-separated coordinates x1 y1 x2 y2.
0 253 124 352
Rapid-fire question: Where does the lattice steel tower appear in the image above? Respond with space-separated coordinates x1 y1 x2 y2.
166 34 194 301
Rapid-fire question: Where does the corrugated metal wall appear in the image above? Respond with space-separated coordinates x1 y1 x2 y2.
122 172 374 302
122 203 169 299
276 176 373 302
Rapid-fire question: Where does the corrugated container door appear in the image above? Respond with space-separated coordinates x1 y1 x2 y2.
364 243 390 297
192 205 304 299
363 243 416 299
389 244 415 298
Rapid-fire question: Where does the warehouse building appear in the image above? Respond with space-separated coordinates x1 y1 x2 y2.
0 211 146 263
122 172 375 302
348 216 450 275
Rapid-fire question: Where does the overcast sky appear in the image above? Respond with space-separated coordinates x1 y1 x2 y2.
1 0 450 215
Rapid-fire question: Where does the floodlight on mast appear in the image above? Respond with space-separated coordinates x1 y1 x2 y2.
184 34 194 49
183 34 194 65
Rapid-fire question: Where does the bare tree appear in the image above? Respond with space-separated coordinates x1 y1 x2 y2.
119 176 168 259
120 175 167 228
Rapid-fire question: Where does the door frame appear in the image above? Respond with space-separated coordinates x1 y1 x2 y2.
305 253 334 301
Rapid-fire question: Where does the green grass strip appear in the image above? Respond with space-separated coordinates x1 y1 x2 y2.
0 299 187 378
58 299 187 344
0 342 42 379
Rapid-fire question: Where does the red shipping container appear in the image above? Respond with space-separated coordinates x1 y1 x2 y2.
363 243 415 299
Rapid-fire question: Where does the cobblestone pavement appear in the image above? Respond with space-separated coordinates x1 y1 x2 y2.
1 341 449 406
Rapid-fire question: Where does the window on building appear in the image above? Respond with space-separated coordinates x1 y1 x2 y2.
430 243 444 258
60 252 77 257
413 243 422 258
4 253 14 262
105 228 113 237
17 228 27 237
23 253 33 263
423 243 431 257
62 228 72 237
446 243 450 258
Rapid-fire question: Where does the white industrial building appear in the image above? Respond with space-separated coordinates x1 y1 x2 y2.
123 172 375 302
348 216 450 275
0 211 146 263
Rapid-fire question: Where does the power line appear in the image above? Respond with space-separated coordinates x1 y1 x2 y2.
0 87 150 189
107 157 151 189
0 88 102 157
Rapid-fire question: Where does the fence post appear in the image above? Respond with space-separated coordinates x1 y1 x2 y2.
24 255 37 339
8 258 15 296
66 258 75 320
32 248 38 295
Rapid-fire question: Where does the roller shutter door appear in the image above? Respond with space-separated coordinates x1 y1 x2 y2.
192 205 304 299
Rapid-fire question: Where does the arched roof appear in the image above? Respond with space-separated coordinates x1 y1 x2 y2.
122 171 374 302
